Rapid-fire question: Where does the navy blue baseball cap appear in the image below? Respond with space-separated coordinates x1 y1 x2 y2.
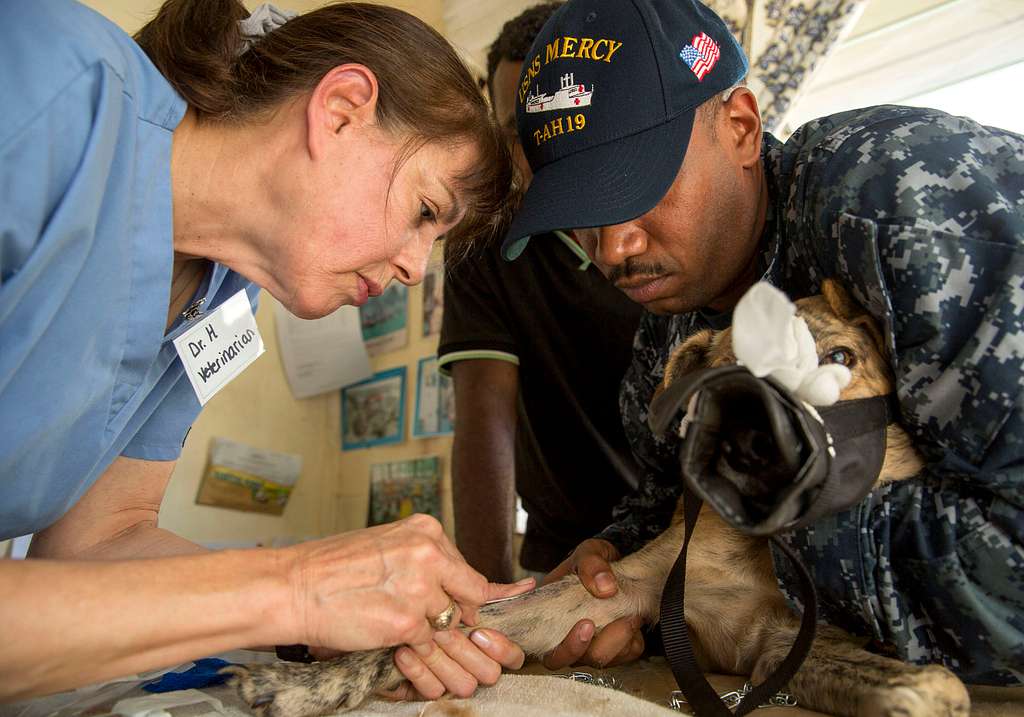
501 0 748 260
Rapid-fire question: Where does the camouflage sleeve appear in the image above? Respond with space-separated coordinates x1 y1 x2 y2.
598 311 686 555
773 109 1024 684
775 414 1024 685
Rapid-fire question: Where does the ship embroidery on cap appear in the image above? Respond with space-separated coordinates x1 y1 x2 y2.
679 32 720 81
526 73 594 113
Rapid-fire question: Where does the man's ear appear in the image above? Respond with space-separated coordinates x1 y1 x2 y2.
722 87 762 169
306 64 379 159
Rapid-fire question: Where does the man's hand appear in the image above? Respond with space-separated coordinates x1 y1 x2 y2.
541 538 645 669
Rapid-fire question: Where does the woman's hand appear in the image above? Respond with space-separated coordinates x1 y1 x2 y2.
385 623 527 701
283 513 533 697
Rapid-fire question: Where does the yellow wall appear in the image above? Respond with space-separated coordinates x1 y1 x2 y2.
160 259 454 545
159 295 344 545
80 0 452 546
332 249 455 538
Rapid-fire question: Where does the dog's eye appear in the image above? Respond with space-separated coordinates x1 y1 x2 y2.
823 347 855 367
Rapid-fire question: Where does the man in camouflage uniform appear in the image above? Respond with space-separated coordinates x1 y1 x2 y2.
501 0 1024 683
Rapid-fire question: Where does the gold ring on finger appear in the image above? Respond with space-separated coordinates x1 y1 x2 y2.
428 597 457 631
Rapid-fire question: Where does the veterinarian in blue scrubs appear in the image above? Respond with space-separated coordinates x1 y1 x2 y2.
0 0 531 702
504 0 1024 689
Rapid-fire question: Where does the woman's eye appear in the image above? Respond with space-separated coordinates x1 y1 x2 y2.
823 347 855 367
420 202 436 221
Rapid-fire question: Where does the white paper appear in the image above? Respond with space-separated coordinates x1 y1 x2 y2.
1 652 275 717
273 301 372 399
173 290 265 406
112 690 225 717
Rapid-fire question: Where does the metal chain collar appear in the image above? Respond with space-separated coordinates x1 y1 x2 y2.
668 681 798 711
552 670 623 691
553 672 797 711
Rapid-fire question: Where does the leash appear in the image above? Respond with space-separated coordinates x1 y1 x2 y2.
659 487 818 715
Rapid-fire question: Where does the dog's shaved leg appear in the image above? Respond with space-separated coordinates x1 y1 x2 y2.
753 623 970 717
476 519 685 652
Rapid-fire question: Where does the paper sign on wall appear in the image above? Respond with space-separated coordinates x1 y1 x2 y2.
273 301 372 399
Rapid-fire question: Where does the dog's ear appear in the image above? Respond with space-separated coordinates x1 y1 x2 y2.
821 278 862 321
655 329 714 402
821 278 887 358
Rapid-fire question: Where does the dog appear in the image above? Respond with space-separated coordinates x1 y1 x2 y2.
228 279 970 717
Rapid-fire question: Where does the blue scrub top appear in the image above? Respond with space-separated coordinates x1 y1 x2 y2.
0 0 258 539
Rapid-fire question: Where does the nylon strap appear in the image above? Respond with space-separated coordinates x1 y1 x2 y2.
659 487 818 715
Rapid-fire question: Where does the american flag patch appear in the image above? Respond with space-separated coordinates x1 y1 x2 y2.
679 32 720 81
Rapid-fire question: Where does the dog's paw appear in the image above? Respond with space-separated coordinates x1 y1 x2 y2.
223 662 368 717
858 665 970 717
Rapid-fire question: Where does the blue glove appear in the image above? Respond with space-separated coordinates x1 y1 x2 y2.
142 658 234 693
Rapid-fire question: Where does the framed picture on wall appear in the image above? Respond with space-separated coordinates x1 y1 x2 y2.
421 264 444 337
412 356 455 438
195 437 302 516
340 367 407 450
367 456 443 526
359 284 408 356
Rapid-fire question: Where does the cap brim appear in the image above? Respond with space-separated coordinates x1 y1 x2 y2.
502 110 695 261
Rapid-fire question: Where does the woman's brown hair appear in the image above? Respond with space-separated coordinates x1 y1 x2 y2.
135 0 512 255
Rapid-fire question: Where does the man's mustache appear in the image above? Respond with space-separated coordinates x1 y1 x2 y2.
608 259 666 284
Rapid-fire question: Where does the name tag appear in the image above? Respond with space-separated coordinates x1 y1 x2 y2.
174 289 265 405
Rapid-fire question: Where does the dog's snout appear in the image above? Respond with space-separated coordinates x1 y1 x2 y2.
724 428 773 472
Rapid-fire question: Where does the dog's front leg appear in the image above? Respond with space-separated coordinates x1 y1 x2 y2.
227 523 686 717
226 648 402 717
476 518 686 655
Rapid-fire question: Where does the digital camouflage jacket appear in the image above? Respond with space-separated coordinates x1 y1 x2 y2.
602 105 1024 684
